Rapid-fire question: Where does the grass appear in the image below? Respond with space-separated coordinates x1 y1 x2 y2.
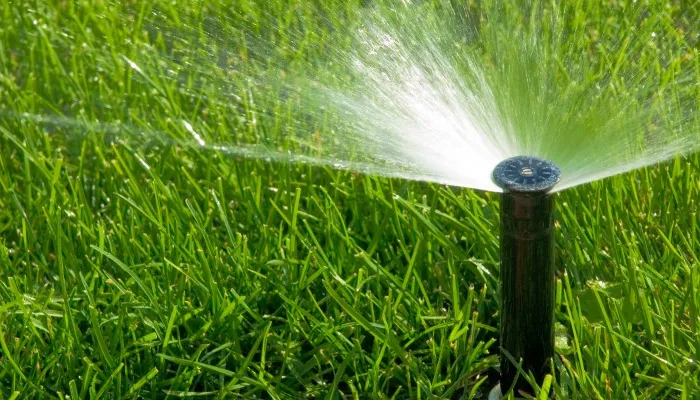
1 0 699 399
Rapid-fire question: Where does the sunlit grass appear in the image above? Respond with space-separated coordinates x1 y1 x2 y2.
1 0 699 398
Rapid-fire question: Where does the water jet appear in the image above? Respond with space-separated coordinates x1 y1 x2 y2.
491 156 561 397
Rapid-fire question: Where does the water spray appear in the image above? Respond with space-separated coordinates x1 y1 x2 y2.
491 156 561 397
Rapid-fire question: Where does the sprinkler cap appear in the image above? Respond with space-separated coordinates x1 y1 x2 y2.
492 156 561 193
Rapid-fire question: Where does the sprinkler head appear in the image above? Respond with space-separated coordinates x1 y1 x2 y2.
492 156 561 193
492 155 561 395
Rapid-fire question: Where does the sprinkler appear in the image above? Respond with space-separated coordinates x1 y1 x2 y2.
491 156 561 397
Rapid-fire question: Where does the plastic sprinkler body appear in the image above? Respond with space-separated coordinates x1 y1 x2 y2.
492 156 561 396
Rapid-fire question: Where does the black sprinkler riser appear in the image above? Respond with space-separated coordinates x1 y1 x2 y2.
492 156 561 395
498 191 555 394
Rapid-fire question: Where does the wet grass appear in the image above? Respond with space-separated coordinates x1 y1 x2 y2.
1 0 699 399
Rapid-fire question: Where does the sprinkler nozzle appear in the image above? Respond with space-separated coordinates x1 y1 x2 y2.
492 156 561 193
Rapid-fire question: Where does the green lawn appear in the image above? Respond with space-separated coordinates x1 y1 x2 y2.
1 0 699 399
